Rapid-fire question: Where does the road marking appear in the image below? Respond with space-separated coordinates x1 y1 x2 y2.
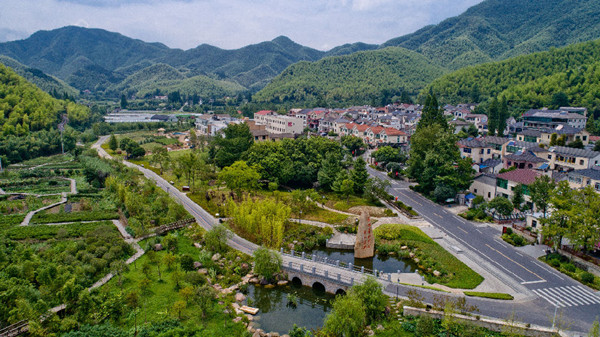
485 243 545 281
457 226 468 234
433 213 443 219
532 286 600 308
514 251 524 257
521 280 546 285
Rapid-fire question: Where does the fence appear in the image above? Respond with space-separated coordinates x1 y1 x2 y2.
0 321 28 337
280 248 395 284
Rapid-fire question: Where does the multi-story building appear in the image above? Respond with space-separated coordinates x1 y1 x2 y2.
541 146 600 172
495 169 542 204
567 168 600 191
253 111 304 135
457 138 493 164
522 109 587 129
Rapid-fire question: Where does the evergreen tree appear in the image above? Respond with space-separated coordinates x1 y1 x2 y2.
497 97 509 136
418 93 446 130
487 98 499 136
318 155 342 191
120 94 128 109
586 114 597 135
108 134 118 151
351 157 369 194
400 91 413 104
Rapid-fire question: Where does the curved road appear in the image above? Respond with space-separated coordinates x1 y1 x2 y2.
93 136 595 334
369 166 599 333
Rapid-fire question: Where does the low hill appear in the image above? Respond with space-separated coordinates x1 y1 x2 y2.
0 56 78 97
425 39 600 113
253 47 446 106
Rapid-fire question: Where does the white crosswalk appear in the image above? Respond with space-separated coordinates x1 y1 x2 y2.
531 286 600 307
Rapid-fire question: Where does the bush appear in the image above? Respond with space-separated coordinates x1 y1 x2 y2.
180 254 195 271
549 259 561 268
563 264 576 273
581 272 595 284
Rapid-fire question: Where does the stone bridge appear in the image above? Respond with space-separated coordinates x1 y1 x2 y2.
279 249 395 295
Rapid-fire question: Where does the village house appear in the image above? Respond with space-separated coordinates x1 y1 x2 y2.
253 111 304 135
495 169 542 204
541 146 600 172
457 138 493 164
567 167 600 191
522 109 587 129
469 173 498 201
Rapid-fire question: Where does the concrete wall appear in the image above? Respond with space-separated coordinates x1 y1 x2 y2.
403 306 562 337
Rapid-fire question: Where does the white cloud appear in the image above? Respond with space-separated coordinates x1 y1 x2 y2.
0 0 484 50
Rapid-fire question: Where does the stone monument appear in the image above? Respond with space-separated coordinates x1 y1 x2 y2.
354 211 374 258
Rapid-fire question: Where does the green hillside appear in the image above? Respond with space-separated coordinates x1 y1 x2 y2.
256 0 600 105
0 27 331 97
0 63 90 163
383 0 600 69
253 47 445 106
0 56 79 98
425 39 600 113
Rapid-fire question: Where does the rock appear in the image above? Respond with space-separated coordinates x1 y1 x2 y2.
414 258 420 263
193 243 202 249
212 253 221 261
198 268 208 275
235 293 246 302
223 309 230 314
288 243 294 250
264 284 275 289
270 333 280 337
433 270 441 277
249 277 260 284
241 263 250 270
232 303 240 310
282 335 290 337
193 261 203 269
213 284 223 291
401 245 408 250
233 317 243 323
293 240 298 244
154 244 163 251
376 324 384 330
247 314 254 321
252 330 260 337
277 280 288 286
409 252 415 258
259 278 269 286
354 211 374 258
236 256 242 261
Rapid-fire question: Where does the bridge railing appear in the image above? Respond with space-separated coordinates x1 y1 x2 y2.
280 248 394 284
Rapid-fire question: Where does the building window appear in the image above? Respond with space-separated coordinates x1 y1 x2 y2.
532 220 537 228
488 192 491 198
474 189 478 193
580 160 584 165
497 179 508 189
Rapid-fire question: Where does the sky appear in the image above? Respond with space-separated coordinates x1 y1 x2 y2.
0 0 484 51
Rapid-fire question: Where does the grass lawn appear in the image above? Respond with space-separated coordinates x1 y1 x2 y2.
99 232 248 336
375 224 484 289
464 292 514 300
323 192 381 212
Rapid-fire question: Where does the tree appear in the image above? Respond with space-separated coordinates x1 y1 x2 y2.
550 133 558 146
323 292 366 337
348 277 387 324
110 260 129 290
541 181 575 251
589 318 600 337
332 171 354 202
364 177 391 203
125 291 140 335
586 114 597 135
108 134 118 151
151 146 170 174
567 186 600 253
372 146 400 166
228 198 289 248
550 92 569 109
511 184 525 211
204 224 231 253
194 285 215 319
341 135 365 156
212 123 253 168
418 93 446 130
489 196 513 217
218 160 260 198
179 254 195 272
497 97 509 135
172 300 186 320
318 154 342 191
567 138 584 149
487 98 499 136
120 94 128 109
351 157 369 194
253 247 282 281
433 184 456 203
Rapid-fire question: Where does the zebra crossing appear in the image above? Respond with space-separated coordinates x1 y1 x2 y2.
531 286 600 307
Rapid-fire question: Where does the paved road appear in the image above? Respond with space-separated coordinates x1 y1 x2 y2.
369 166 599 333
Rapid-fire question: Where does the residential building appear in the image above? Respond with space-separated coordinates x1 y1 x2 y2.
457 138 493 164
567 168 600 191
542 146 600 171
469 173 497 201
522 109 587 129
538 125 590 146
495 169 542 203
504 151 548 170
253 111 304 135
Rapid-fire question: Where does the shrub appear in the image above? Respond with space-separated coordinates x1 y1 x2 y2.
581 272 595 284
563 264 576 273
549 259 561 268
180 254 195 271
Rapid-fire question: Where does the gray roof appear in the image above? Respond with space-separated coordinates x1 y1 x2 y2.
480 158 502 167
484 136 510 145
458 138 488 148
523 110 586 119
540 125 584 135
570 168 600 181
504 152 547 163
473 173 497 185
519 129 542 137
548 146 600 158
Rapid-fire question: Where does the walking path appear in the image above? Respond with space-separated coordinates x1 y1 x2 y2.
19 178 78 226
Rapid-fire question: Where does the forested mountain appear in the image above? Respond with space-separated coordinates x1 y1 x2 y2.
425 39 600 114
0 56 78 98
383 0 600 69
0 63 90 163
253 47 445 106
0 27 328 97
256 0 600 105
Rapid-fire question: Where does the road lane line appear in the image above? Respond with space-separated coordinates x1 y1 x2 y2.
457 226 468 234
521 280 546 285
485 244 544 281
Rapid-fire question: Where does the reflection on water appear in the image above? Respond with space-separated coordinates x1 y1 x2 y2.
245 282 334 335
309 247 417 273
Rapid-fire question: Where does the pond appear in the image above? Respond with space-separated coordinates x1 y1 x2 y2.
244 281 335 335
308 246 417 274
